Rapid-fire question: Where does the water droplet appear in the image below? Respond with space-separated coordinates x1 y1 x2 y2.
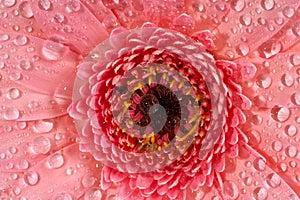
14 35 28 46
292 22 300 37
231 0 245 12
19 60 32 70
281 73 294 87
33 120 54 133
42 40 68 61
19 1 33 19
2 0 16 7
82 174 96 188
0 34 9 41
16 121 27 130
24 171 39 186
237 43 250 55
285 145 298 158
272 141 282 152
66 167 75 176
283 6 295 18
54 13 66 24
84 188 102 200
18 159 29 170
256 74 272 88
7 88 21 99
266 173 281 188
291 53 300 66
253 158 266 171
46 153 64 169
291 93 300 106
4 107 20 120
38 0 52 11
222 180 239 199
271 106 291 122
53 192 73 200
261 0 275 11
240 14 252 26
253 187 268 200
31 136 51 154
66 0 81 13
259 40 282 58
9 71 22 81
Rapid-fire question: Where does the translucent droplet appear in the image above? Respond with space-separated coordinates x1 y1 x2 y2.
272 141 282 152
82 174 95 188
66 0 81 13
231 0 245 12
2 0 16 7
261 0 275 11
16 121 27 130
266 173 281 188
291 53 300 66
281 73 294 87
19 1 34 19
14 35 28 46
271 106 291 122
285 145 298 158
240 14 252 26
237 43 250 56
33 120 54 133
38 0 52 11
291 93 300 106
292 22 300 37
54 13 66 24
19 60 32 70
42 40 68 61
24 171 39 186
283 6 295 18
31 136 51 154
253 158 266 171
253 187 268 200
0 34 9 41
84 188 102 200
4 107 20 120
18 159 29 170
256 74 272 88
46 153 64 169
223 180 239 199
7 88 21 99
259 40 282 58
53 192 73 200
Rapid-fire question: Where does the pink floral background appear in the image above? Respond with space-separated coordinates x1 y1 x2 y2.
0 0 300 199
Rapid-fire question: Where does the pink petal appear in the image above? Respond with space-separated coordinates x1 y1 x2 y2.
221 146 299 199
0 116 76 174
0 143 104 199
212 0 300 59
31 0 109 55
0 1 45 38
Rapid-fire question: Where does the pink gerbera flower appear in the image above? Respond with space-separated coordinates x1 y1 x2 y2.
1 0 300 199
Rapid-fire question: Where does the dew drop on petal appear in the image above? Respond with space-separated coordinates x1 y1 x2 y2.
0 34 10 41
261 0 275 11
81 174 96 188
237 43 250 56
285 145 298 158
253 158 266 171
84 188 102 200
291 93 300 106
240 14 252 26
19 1 34 19
66 0 81 13
53 192 73 200
42 40 68 61
46 153 64 169
9 71 22 81
31 136 51 154
281 73 294 87
33 120 54 133
271 106 291 122
284 124 297 137
54 13 66 24
14 35 28 46
282 6 295 18
253 187 268 200
2 0 16 7
259 40 282 58
231 0 245 12
4 107 20 120
291 53 300 66
38 0 52 10
223 181 239 199
292 22 300 37
7 88 21 99
18 159 29 170
19 60 32 70
266 173 281 188
272 141 283 152
256 74 272 89
23 171 39 186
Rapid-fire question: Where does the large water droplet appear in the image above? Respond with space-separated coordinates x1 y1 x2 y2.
240 14 252 26
253 187 268 200
38 0 52 11
18 159 29 170
33 120 54 133
84 188 102 200
237 43 250 56
66 0 81 13
284 124 297 137
291 93 300 106
283 6 295 18
266 173 281 188
253 158 266 171
31 136 51 154
4 107 20 120
46 153 64 169
259 40 282 58
292 22 300 37
223 181 239 199
285 145 298 158
256 74 272 88
2 0 16 7
42 40 68 61
14 35 28 46
272 141 283 152
24 171 39 186
54 13 66 24
231 0 245 12
19 1 34 19
271 106 291 122
261 0 275 11
81 174 96 188
19 60 32 70
53 192 73 200
7 88 21 99
281 73 294 87
291 53 300 66
0 34 10 41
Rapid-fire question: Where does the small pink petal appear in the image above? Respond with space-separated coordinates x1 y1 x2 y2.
136 173 154 189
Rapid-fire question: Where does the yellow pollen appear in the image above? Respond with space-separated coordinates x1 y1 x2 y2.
169 80 176 88
178 81 185 89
